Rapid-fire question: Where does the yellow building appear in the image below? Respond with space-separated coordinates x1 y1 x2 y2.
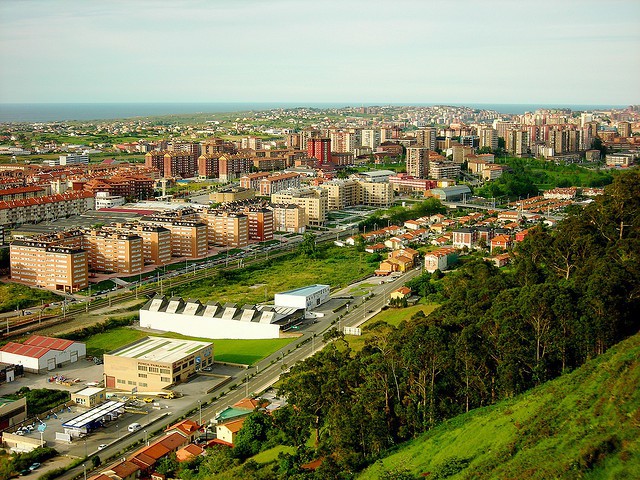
271 204 306 233
199 210 249 247
71 387 106 409
104 336 213 392
271 188 327 226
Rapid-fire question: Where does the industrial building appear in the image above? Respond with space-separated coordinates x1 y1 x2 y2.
0 336 86 373
139 296 303 340
274 284 331 311
103 336 213 392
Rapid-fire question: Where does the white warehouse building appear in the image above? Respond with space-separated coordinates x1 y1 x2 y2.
274 284 331 311
0 335 86 373
139 296 303 340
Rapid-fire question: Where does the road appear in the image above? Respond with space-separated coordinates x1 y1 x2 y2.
54 267 421 480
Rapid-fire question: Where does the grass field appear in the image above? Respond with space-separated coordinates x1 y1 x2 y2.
0 281 61 313
345 304 439 352
170 246 378 305
358 332 640 479
85 327 295 365
251 445 296 464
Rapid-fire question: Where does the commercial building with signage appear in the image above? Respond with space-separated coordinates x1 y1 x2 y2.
103 336 213 392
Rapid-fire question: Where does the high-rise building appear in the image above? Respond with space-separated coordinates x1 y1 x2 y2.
83 230 144 274
478 126 498 151
307 138 332 163
198 210 249 248
361 129 381 149
506 129 530 157
415 127 437 150
405 146 430 178
271 204 306 233
163 151 198 178
617 121 631 138
245 208 274 242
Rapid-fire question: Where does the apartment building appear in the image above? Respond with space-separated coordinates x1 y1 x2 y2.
259 173 300 195
271 188 328 226
0 186 47 202
83 175 154 200
239 172 270 191
307 138 332 163
83 230 144 274
318 178 393 211
197 153 222 178
245 208 274 242
415 127 436 150
199 210 249 248
361 129 381 149
10 240 88 293
144 151 167 175
0 191 95 227
478 126 498 151
218 154 254 182
103 224 172 266
140 216 208 258
405 146 430 178
429 162 461 179
388 174 437 194
271 204 306 234
163 151 197 178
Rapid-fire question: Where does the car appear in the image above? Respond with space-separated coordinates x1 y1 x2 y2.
201 366 213 372
98 444 107 450
143 397 154 403
19 469 30 476
28 463 41 471
128 422 142 432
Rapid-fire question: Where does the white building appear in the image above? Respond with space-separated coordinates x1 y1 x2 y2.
274 284 331 311
95 191 126 209
44 154 89 166
0 335 86 373
139 296 303 340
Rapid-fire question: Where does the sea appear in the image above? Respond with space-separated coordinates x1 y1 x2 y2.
0 102 628 123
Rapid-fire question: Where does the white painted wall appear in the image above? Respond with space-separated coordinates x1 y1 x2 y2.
139 310 281 340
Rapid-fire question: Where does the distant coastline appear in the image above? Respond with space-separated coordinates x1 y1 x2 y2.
0 102 629 123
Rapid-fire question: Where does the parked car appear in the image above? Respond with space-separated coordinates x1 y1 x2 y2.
98 444 107 450
29 463 41 471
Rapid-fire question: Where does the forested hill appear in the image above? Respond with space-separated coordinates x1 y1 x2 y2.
359 331 640 479
275 169 639 477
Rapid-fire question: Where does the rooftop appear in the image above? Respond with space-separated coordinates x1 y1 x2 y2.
108 336 211 363
277 284 330 297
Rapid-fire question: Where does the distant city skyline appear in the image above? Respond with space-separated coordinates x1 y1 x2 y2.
1 0 639 105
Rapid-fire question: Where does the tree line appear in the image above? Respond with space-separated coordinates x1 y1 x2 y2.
274 170 639 478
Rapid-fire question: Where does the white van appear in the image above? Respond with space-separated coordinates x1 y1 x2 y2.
128 423 142 432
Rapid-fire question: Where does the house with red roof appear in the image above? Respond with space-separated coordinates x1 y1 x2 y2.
176 444 205 462
215 418 246 446
490 234 513 253
424 247 458 273
165 419 200 442
0 335 85 373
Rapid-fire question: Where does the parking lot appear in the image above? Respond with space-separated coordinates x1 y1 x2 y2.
3 359 244 458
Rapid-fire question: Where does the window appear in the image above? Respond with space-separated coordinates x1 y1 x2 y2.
138 373 147 378
160 377 170 383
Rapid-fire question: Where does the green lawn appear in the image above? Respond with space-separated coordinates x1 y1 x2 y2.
85 327 296 365
251 445 296 464
170 246 378 305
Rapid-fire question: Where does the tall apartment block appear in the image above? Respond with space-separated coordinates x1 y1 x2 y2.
199 211 249 248
245 208 274 242
10 240 88 293
478 126 498 151
307 138 332 163
83 230 144 275
415 127 437 150
103 224 172 266
405 146 430 178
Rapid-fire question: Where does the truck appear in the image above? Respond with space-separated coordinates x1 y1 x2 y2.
157 391 180 399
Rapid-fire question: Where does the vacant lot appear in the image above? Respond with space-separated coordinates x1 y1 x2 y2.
85 328 296 365
0 282 60 313
170 246 378 305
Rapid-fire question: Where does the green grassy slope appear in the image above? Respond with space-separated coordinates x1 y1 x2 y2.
359 333 640 480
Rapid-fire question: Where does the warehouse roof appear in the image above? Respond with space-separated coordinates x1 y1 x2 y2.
108 336 211 363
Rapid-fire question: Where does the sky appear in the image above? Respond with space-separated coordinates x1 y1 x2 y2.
0 0 639 105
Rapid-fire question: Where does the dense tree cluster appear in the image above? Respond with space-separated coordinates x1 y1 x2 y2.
275 170 639 477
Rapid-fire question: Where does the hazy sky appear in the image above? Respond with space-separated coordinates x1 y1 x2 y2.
1 0 639 104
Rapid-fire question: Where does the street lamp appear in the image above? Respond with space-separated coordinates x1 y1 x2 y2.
144 429 148 446
197 400 202 426
83 463 87 480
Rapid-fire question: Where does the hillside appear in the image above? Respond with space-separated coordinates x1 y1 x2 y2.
359 332 640 479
